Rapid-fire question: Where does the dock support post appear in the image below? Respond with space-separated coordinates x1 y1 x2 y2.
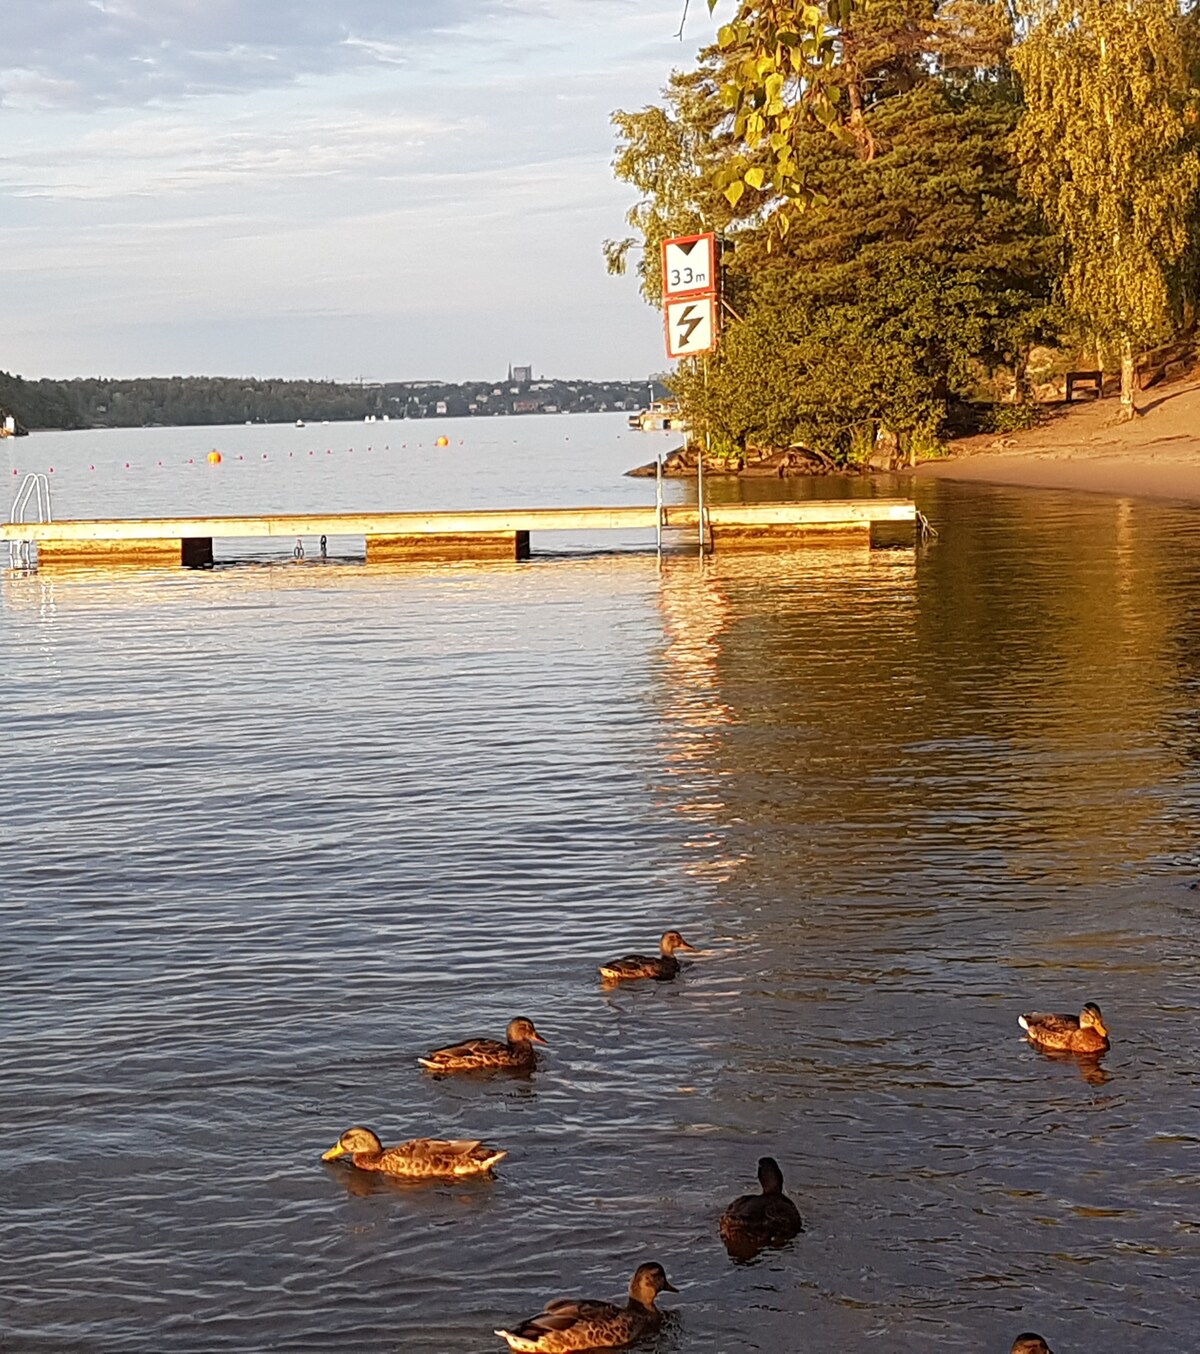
366 531 530 563
707 522 872 551
35 538 203 568
182 538 214 568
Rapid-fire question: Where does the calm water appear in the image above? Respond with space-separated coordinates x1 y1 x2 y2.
2 416 1199 1353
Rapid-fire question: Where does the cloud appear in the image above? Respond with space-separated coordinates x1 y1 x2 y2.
0 1 721 378
3 108 475 200
0 0 513 109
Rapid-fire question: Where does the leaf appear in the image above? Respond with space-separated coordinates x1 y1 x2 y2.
725 180 746 207
718 24 738 49
745 166 766 190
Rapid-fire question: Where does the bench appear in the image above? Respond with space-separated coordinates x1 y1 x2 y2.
1065 370 1103 401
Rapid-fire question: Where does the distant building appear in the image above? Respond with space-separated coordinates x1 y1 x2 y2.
509 364 533 384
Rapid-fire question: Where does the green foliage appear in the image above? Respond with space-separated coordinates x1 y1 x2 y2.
702 0 857 229
606 68 741 302
1013 0 1200 407
982 401 1044 433
617 0 1057 461
0 371 86 430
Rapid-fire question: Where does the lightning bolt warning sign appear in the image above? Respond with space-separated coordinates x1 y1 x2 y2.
664 295 717 358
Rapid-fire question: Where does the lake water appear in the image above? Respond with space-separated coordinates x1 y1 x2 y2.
2 414 1198 1353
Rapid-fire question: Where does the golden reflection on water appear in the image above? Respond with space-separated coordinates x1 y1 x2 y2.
652 558 736 883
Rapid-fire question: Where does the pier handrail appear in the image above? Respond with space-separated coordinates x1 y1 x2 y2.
8 472 53 568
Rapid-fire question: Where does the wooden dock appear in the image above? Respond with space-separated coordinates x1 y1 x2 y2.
1 500 916 567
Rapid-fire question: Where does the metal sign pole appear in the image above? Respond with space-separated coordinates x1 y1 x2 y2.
655 452 664 563
699 355 708 556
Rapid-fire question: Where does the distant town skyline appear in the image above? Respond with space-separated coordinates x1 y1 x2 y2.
1 1 719 383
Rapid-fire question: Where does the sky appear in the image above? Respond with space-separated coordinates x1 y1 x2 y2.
0 0 720 383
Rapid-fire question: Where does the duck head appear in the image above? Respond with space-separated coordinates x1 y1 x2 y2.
507 1017 549 1046
660 930 696 956
629 1262 679 1307
1080 1002 1108 1037
757 1156 786 1195
1010 1336 1053 1354
322 1126 383 1161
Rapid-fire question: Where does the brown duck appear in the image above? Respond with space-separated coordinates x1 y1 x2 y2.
598 930 695 982
1010 1336 1054 1354
719 1156 803 1251
320 1126 506 1179
495 1262 678 1353
418 1017 548 1073
1018 1001 1109 1055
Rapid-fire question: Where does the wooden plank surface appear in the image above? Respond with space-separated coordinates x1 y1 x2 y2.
1 500 915 542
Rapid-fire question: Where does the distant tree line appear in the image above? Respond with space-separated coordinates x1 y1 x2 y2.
0 373 663 431
609 0 1200 464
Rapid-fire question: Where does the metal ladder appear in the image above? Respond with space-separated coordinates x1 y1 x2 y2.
8 472 53 569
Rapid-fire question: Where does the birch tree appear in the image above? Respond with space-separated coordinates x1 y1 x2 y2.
1013 0 1199 417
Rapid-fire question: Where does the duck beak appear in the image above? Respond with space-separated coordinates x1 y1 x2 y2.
321 1142 347 1161
532 1032 549 1045
678 940 696 951
662 1279 680 1292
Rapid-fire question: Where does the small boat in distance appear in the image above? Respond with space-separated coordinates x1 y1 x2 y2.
628 400 687 432
295 419 306 427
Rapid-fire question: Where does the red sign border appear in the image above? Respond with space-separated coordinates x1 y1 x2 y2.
661 231 718 301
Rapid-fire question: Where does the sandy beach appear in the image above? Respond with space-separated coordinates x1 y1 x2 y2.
915 373 1200 503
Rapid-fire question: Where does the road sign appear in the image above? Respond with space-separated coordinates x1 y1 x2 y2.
662 232 717 298
665 295 718 358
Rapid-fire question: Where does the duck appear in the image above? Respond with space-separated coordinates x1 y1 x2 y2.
1010 1336 1054 1354
418 1017 548 1073
719 1156 803 1251
1018 1001 1109 1055
320 1126 506 1179
495 1262 678 1353
598 930 695 982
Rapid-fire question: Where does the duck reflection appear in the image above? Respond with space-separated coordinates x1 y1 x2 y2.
321 1160 505 1202
1027 1045 1111 1087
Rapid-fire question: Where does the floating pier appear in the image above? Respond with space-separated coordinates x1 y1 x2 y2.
1 501 916 568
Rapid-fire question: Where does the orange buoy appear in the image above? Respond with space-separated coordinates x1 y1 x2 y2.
207 451 222 464
436 435 449 448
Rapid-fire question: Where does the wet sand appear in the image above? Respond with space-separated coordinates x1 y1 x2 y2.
915 374 1200 503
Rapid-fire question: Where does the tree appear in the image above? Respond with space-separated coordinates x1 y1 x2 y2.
605 67 741 303
1013 0 1200 418
613 0 1056 462
699 0 859 228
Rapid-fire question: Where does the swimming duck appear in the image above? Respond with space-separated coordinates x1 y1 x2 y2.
321 1126 506 1178
1010 1336 1053 1354
719 1156 803 1251
418 1017 548 1073
1018 1001 1109 1055
495 1262 678 1353
598 930 695 982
